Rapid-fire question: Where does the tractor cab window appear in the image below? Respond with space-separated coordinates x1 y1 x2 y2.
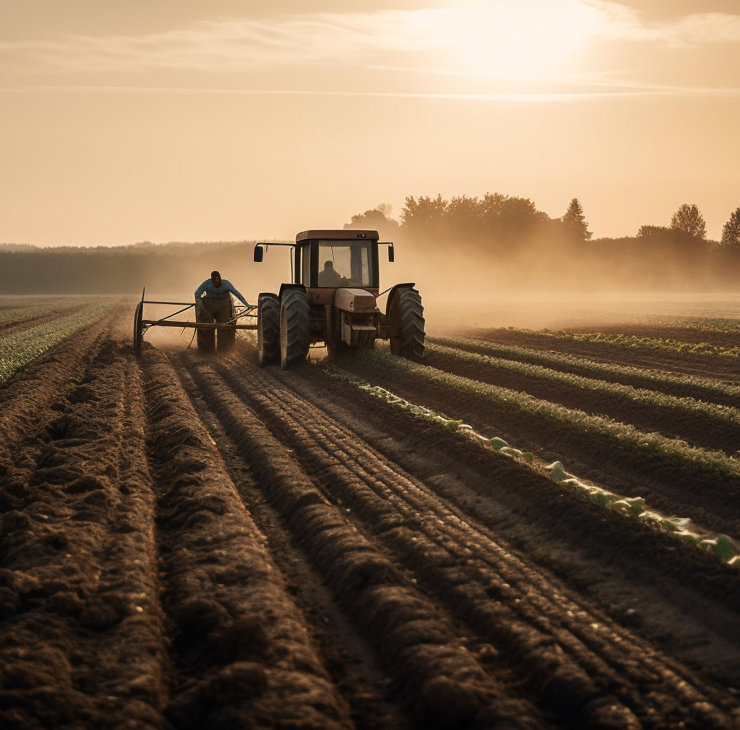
317 241 371 288
301 245 311 286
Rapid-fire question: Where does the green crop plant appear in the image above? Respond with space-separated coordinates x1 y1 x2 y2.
430 335 740 404
502 327 740 358
633 314 740 332
0 301 115 384
593 311 740 332
0 298 90 328
427 342 740 431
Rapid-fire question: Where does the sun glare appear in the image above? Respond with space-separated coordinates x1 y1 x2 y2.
444 0 601 78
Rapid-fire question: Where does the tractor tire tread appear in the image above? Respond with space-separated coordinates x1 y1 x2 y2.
258 294 281 367
280 290 311 369
396 288 425 362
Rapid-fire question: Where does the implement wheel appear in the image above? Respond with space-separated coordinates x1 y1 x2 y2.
257 294 280 367
197 325 215 352
280 290 310 370
218 325 236 352
133 300 144 358
218 301 236 352
389 288 425 362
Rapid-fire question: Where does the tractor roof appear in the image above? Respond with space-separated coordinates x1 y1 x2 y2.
296 230 379 243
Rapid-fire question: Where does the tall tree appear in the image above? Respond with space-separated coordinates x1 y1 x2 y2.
480 193 548 243
561 198 592 241
670 203 706 239
720 208 740 246
376 203 393 219
344 206 400 237
445 195 484 239
400 194 448 233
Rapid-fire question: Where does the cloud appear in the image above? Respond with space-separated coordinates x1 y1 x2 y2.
585 2 740 48
0 10 450 73
1 3 740 77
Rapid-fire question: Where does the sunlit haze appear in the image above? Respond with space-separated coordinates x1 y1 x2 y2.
2 0 740 246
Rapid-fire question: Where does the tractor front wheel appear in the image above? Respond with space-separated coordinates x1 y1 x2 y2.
389 288 425 362
280 290 310 369
257 294 280 366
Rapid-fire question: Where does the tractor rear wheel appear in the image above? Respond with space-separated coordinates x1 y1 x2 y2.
390 288 425 361
257 294 280 366
280 290 310 369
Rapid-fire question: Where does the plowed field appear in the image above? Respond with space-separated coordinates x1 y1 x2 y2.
2 302 740 730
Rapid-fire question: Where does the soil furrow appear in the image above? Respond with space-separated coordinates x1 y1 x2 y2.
213 355 739 730
140 347 354 730
171 352 411 730
182 351 546 730
0 317 168 728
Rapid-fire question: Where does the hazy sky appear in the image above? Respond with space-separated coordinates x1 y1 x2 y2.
2 0 739 245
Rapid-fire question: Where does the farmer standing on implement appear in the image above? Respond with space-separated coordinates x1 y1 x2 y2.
194 271 250 351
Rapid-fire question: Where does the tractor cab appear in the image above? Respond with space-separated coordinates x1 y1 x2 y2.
294 230 382 290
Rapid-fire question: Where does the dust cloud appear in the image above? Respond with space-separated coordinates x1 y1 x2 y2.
387 237 740 333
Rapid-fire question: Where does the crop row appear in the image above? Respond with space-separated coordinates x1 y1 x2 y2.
354 349 740 488
593 312 740 332
430 334 740 403
657 316 740 333
498 327 740 357
0 301 116 384
426 341 740 429
0 297 90 327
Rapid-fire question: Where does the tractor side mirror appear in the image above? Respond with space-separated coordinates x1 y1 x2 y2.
388 243 395 263
253 245 264 263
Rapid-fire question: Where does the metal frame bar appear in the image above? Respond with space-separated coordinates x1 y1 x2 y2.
139 296 258 333
141 319 257 330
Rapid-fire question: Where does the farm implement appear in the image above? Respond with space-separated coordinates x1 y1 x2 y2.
132 288 257 357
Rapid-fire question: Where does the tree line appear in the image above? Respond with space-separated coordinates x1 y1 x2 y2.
345 196 740 291
0 241 255 296
348 196 740 247
346 195 592 249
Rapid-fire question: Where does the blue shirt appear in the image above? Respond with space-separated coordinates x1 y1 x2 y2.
195 279 249 306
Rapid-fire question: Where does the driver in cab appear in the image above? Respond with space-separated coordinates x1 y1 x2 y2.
318 260 345 287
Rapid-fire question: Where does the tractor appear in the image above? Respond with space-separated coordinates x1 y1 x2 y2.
254 229 424 369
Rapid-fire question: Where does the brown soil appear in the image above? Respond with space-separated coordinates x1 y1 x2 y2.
1 306 739 729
